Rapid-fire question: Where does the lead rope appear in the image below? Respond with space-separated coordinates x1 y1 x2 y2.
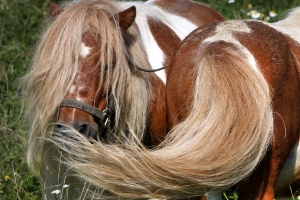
126 55 167 72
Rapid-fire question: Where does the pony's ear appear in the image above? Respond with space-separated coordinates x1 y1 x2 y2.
117 6 136 32
49 2 63 19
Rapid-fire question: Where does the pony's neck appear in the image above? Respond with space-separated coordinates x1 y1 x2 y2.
121 2 198 84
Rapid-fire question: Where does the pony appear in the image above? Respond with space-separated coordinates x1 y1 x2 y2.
40 6 300 200
165 10 300 199
21 0 224 199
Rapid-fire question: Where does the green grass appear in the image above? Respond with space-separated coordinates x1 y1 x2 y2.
0 0 299 199
200 0 300 21
0 0 53 199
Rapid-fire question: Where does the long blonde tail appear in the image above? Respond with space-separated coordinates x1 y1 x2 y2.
49 43 273 199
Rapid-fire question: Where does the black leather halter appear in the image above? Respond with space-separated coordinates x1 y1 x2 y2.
60 97 114 130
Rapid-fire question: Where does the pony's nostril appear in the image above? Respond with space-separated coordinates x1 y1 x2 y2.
77 123 90 137
55 120 91 137
54 123 63 132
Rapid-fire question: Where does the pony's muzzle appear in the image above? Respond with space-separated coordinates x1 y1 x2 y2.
55 120 91 137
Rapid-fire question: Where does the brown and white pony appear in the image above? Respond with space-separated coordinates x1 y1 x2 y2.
38 7 300 200
21 0 224 199
165 10 300 200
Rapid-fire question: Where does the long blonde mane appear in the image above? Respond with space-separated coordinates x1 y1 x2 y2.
22 0 151 175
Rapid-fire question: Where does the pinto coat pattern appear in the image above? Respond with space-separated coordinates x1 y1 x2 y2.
21 0 225 199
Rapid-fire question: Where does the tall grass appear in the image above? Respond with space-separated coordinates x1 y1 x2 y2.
0 0 57 199
0 0 299 199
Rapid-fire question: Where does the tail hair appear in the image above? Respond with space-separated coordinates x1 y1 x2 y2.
47 43 273 198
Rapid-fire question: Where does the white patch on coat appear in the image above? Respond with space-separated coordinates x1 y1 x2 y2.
268 8 300 45
119 2 198 84
203 21 259 73
161 13 198 40
80 42 91 58
68 85 85 102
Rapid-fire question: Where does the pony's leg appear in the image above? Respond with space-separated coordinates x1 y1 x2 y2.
237 150 277 199
275 140 300 197
206 192 222 200
237 115 300 200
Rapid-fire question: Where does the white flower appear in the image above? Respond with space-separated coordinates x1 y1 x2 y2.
51 189 61 194
251 10 261 19
63 184 69 188
269 10 277 17
228 0 235 3
264 16 270 22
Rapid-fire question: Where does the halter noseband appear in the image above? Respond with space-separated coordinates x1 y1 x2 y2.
60 97 114 130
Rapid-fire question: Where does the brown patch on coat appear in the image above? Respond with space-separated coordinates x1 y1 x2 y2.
145 74 167 147
153 0 225 26
167 20 300 199
274 31 300 198
147 17 181 70
166 23 218 131
233 21 300 200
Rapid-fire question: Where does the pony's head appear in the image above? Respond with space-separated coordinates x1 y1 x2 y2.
53 3 137 140
23 0 152 172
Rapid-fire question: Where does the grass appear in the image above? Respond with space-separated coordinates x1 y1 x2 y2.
0 0 57 199
0 0 299 199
